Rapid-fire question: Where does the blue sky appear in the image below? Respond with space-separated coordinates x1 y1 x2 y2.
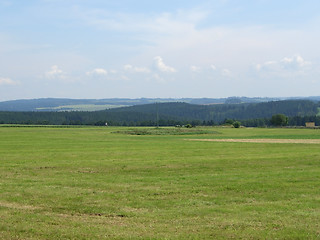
1 0 320 100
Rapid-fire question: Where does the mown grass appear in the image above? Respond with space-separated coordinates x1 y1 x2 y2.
1 126 320 239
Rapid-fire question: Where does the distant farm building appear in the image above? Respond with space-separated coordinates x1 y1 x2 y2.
306 122 315 128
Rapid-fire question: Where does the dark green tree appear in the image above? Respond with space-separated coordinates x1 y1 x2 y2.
233 121 241 128
224 119 234 125
270 114 288 126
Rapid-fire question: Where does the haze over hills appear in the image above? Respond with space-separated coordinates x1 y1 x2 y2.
1 96 320 112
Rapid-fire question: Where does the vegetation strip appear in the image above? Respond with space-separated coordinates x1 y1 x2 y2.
188 138 320 144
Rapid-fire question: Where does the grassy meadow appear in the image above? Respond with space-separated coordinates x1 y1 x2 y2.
1 126 320 239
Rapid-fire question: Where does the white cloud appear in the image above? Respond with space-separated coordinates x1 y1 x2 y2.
123 65 132 71
280 55 311 69
256 55 312 74
0 77 17 85
45 65 66 79
120 75 130 81
221 68 232 77
86 68 108 76
190 65 201 72
210 65 217 71
154 56 176 72
124 64 150 73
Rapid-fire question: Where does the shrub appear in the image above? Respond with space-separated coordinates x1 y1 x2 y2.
233 121 241 128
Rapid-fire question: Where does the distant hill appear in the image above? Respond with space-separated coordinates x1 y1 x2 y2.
0 99 319 126
1 96 319 111
106 100 319 122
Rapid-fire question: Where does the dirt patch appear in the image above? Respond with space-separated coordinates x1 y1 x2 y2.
188 139 320 144
113 128 221 136
0 201 41 210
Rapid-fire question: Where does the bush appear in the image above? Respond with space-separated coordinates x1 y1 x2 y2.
233 121 241 128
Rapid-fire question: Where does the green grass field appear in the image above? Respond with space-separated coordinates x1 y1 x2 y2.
1 126 320 239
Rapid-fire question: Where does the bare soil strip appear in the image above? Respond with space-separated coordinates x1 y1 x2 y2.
0 201 41 210
188 139 320 144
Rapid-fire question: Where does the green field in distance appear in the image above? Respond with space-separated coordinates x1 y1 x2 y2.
36 104 127 111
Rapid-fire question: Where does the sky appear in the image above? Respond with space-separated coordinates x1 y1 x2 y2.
0 0 320 101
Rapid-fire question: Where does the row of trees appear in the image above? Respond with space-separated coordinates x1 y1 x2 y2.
237 114 320 127
233 114 288 127
0 110 316 127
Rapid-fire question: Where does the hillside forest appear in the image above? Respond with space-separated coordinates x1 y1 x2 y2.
0 99 319 127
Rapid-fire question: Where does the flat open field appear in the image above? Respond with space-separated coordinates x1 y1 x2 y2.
1 126 320 239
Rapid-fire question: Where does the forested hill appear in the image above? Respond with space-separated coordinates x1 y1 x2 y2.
106 100 319 122
0 100 318 126
0 97 268 111
1 96 320 111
